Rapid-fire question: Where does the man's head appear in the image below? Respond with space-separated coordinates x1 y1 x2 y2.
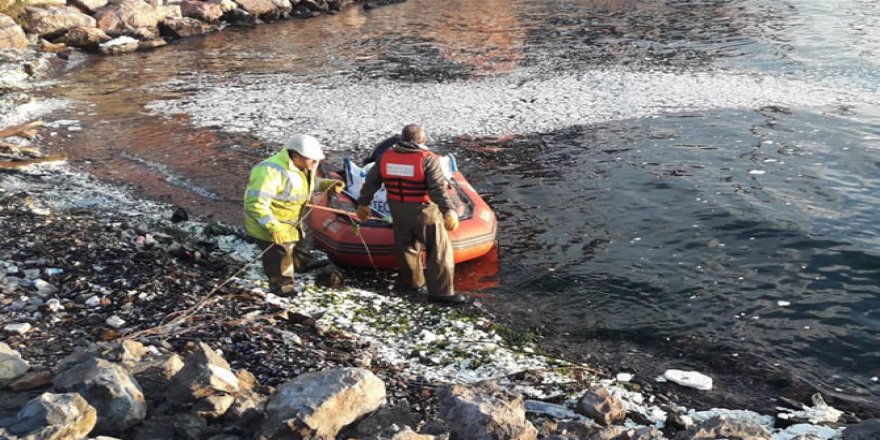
401 124 427 145
286 134 325 171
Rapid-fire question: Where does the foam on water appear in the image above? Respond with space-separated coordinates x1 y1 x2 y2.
145 68 874 149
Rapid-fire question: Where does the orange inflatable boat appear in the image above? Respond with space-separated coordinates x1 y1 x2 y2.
309 159 497 270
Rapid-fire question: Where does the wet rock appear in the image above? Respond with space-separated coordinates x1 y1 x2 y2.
167 342 239 405
9 370 53 391
98 35 138 54
260 367 386 439
133 353 184 400
53 357 146 434
676 415 771 440
6 392 97 440
193 394 235 419
138 37 167 49
437 383 538 440
576 387 626 427
24 6 97 38
179 0 224 23
844 419 880 440
158 17 213 39
70 0 110 13
0 342 30 381
94 0 163 35
0 13 29 51
220 7 255 26
298 0 326 11
353 401 422 437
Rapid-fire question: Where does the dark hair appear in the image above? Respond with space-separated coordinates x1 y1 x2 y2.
401 124 425 143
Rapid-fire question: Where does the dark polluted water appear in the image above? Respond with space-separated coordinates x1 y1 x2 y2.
40 0 880 413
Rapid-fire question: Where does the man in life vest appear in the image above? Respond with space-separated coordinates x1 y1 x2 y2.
355 124 468 305
243 134 345 295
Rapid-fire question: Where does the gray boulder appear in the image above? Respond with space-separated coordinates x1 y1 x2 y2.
260 367 386 439
7 392 97 440
844 419 880 440
23 6 96 37
576 387 626 427
436 383 538 440
0 342 29 381
0 13 29 51
9 370 54 391
53 357 146 434
167 342 239 405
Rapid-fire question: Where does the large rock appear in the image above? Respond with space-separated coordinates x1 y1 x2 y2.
232 0 276 17
260 367 386 439
354 402 422 438
222 390 267 431
576 387 626 426
436 383 538 440
54 25 110 49
0 13 29 51
167 342 239 405
0 341 29 381
193 394 235 420
23 5 96 37
133 353 184 401
179 0 223 21
69 0 108 13
9 370 54 391
158 16 211 38
94 0 163 35
677 415 771 440
844 419 880 440
53 357 146 434
6 392 97 440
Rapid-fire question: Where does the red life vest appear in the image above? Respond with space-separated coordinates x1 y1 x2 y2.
379 148 433 203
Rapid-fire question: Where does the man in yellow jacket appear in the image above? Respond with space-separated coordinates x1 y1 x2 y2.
244 134 344 295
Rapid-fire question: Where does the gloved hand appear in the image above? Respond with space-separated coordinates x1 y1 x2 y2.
331 180 345 194
444 211 459 232
272 231 285 245
356 205 372 222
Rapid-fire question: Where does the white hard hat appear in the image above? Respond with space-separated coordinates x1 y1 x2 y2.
285 134 325 160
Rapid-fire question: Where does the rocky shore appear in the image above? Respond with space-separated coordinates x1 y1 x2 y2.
0 123 876 440
1 0 407 56
1 158 874 440
1 2 879 438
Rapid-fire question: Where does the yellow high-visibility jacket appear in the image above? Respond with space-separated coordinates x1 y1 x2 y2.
243 149 336 243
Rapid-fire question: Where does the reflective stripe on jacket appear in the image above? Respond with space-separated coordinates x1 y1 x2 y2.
243 149 334 243
379 148 432 203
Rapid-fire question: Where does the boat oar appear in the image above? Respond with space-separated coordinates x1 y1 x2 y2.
305 203 389 222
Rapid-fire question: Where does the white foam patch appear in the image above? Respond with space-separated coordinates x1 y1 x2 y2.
145 69 872 149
